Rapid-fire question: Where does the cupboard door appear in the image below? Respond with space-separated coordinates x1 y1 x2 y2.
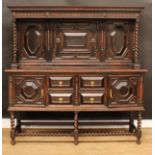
14 76 45 105
52 21 99 60
108 75 139 107
105 21 133 61
18 20 46 60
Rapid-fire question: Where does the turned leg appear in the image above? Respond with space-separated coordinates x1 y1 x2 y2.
129 112 135 132
74 112 79 145
10 112 16 145
16 113 22 133
136 111 142 144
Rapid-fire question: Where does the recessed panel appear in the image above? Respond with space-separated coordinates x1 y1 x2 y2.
53 22 98 60
108 76 138 107
64 33 87 47
106 21 132 60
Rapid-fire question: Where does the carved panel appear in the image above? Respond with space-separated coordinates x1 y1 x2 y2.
53 21 99 60
108 76 138 106
106 21 132 60
15 76 45 105
19 21 46 59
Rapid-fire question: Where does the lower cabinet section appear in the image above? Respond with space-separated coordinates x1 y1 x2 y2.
7 71 145 145
10 74 143 107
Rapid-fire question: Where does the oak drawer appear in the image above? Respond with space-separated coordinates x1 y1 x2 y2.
48 76 73 88
48 93 73 104
80 76 104 88
80 92 104 104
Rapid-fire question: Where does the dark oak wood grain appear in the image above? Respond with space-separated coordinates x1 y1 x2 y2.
5 6 147 145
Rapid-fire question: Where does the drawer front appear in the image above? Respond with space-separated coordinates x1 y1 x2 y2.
14 76 45 105
80 92 104 104
48 93 73 104
48 76 73 88
108 75 139 107
80 76 104 88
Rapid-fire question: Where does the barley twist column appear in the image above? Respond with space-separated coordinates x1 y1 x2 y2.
16 113 22 133
133 20 140 68
74 112 79 145
136 111 142 144
10 112 16 145
129 112 134 132
11 19 18 68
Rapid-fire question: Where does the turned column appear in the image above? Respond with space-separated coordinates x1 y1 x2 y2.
136 111 142 144
74 112 79 145
133 20 140 68
129 112 135 132
10 112 16 145
16 113 22 133
11 19 18 68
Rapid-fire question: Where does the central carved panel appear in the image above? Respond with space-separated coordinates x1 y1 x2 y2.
64 33 86 47
53 22 98 60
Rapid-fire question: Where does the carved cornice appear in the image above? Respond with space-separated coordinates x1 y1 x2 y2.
8 6 144 20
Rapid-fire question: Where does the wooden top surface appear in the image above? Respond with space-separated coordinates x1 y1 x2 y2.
8 5 144 12
5 68 148 73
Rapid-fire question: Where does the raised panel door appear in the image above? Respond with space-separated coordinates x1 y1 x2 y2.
52 21 99 61
18 20 46 60
14 76 46 105
108 75 139 107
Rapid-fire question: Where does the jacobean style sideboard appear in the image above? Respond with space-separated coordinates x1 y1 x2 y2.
5 6 147 145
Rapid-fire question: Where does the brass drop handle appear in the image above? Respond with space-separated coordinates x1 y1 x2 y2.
58 97 64 103
58 81 63 86
90 81 95 86
90 97 95 104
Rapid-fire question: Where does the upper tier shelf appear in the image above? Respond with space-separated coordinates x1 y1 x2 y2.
9 6 144 69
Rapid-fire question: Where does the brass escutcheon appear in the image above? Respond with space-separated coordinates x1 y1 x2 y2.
58 97 64 102
90 81 95 86
58 81 63 86
90 97 95 103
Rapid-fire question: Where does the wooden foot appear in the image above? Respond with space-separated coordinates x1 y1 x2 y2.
11 139 16 145
74 112 79 145
10 112 16 145
74 131 78 145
